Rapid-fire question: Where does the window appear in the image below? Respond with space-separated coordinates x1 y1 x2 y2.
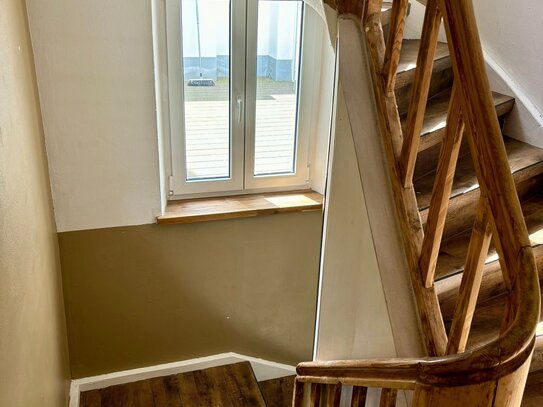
165 0 314 197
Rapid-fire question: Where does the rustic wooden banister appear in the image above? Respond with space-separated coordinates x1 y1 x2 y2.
382 0 409 93
295 0 541 405
419 85 463 288
445 197 491 354
400 0 442 187
294 249 538 398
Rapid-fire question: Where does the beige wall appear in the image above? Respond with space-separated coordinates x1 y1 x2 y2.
59 211 322 378
0 1 71 406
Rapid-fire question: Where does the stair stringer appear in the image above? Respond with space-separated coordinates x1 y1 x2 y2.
339 16 426 359
314 15 425 376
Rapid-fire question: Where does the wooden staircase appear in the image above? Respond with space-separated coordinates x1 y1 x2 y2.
294 0 541 405
389 5 543 404
378 0 543 367
80 362 295 407
82 1 543 405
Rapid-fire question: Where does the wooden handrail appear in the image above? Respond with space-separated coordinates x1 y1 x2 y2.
294 0 540 405
295 247 538 391
382 0 409 93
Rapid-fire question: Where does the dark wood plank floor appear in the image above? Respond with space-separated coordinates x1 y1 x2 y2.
258 376 295 407
522 369 543 407
80 362 267 407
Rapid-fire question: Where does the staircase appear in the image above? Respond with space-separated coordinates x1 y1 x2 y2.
396 33 543 407
294 0 541 405
389 2 543 404
79 362 295 407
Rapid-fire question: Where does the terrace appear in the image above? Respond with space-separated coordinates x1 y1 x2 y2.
184 77 298 179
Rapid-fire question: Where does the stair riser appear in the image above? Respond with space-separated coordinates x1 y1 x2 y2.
414 137 471 182
415 100 515 164
420 165 543 240
437 244 543 324
396 66 454 115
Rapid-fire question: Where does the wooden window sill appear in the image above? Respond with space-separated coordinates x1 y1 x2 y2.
156 190 323 225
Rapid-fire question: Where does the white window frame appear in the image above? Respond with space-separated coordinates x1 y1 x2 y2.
166 0 315 199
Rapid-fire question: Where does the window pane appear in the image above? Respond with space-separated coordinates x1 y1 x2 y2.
254 0 303 176
182 0 230 181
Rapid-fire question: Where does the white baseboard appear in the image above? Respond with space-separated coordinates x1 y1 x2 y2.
484 50 543 149
69 352 295 407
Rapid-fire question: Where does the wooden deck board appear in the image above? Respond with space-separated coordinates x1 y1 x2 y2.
183 78 297 179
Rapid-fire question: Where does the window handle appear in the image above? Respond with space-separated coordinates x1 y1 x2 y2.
237 96 243 124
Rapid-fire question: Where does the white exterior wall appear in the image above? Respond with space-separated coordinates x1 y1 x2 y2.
180 0 300 59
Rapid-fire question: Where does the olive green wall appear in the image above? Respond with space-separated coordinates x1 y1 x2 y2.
0 1 71 405
59 211 322 378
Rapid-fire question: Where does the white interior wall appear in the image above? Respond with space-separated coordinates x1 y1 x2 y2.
27 0 162 232
474 0 543 116
404 0 543 148
474 0 543 148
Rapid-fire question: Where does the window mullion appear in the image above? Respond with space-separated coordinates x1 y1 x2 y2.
244 0 259 189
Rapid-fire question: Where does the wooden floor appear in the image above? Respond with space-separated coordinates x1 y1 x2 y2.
522 370 543 407
258 376 294 407
80 362 267 407
183 78 297 180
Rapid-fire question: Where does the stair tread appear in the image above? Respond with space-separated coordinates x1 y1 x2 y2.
259 376 295 407
395 39 451 90
415 137 543 212
522 369 543 407
459 282 543 353
80 362 267 407
381 2 411 27
435 193 543 281
403 88 515 154
381 2 394 27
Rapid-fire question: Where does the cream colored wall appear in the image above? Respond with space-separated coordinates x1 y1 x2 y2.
58 211 322 378
26 0 162 232
0 1 71 405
